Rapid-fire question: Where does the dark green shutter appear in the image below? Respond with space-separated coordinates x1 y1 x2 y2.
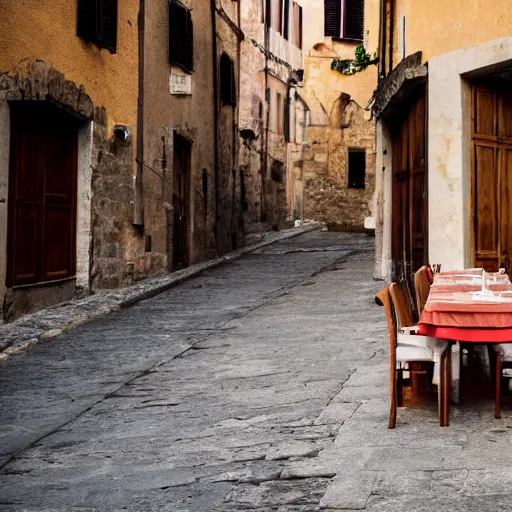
324 0 340 37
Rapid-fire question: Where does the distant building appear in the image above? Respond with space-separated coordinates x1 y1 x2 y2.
299 0 379 231
238 0 307 232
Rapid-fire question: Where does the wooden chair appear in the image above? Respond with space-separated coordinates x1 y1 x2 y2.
376 283 450 428
414 265 433 317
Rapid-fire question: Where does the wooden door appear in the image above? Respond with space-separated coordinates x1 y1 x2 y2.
472 84 512 274
391 89 428 282
172 134 191 270
7 102 78 287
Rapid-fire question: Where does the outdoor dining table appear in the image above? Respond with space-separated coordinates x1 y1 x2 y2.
418 268 512 425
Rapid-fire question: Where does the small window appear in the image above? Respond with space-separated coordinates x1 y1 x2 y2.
348 149 366 189
220 54 236 106
283 0 290 40
169 0 193 73
276 92 283 135
77 0 118 54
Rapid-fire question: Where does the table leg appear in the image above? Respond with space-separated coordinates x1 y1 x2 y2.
439 350 446 427
442 343 452 427
495 352 502 420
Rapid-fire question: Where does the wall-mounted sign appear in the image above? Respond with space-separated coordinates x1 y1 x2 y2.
170 67 192 95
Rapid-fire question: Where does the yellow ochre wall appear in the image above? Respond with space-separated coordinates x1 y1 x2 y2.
392 0 512 65
302 0 380 110
0 0 139 133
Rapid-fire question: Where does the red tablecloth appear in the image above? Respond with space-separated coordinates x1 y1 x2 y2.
417 270 512 343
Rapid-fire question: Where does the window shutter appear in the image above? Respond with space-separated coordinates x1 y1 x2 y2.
344 0 364 41
169 1 193 72
284 93 290 142
324 0 340 37
97 0 118 53
298 5 302 49
77 0 97 42
186 9 193 72
283 0 290 40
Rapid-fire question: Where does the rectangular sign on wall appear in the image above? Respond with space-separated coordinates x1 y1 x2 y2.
170 68 192 95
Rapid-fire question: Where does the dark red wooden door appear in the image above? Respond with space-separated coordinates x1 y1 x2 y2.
7 103 78 287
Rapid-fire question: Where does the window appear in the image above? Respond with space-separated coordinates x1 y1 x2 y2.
324 0 364 41
77 0 118 54
291 1 302 49
169 0 193 73
283 0 290 40
276 92 283 135
220 53 236 106
348 149 366 189
271 0 283 33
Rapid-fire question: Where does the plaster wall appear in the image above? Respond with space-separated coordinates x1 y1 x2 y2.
393 1 512 67
0 0 139 134
143 0 217 267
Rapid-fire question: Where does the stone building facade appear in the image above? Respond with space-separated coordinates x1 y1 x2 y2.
372 0 512 280
239 0 306 232
0 0 141 320
299 0 379 231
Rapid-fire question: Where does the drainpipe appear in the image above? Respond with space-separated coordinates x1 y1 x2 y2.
261 4 270 223
134 0 145 226
389 0 394 74
378 0 386 82
210 0 220 253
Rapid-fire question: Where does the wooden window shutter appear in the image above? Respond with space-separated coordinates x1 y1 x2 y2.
77 0 96 42
169 0 193 72
265 0 271 28
97 0 118 53
324 0 341 37
284 92 290 142
298 5 302 49
283 0 290 40
344 0 364 41
77 0 117 53
186 9 193 72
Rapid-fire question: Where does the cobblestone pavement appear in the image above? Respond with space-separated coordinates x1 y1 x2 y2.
0 222 320 358
1 232 512 511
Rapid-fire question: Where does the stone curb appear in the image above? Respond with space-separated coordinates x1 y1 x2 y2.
0 222 322 360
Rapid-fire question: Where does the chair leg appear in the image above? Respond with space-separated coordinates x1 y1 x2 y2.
495 352 502 420
389 368 398 429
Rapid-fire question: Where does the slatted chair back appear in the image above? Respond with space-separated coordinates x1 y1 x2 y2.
414 265 432 317
375 286 397 351
389 282 414 329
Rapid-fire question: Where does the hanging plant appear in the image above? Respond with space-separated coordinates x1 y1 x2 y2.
331 44 379 75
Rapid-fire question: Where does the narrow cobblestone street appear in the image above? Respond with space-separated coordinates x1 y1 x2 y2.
1 232 512 511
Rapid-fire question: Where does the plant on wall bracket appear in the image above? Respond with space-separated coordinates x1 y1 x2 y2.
331 44 379 75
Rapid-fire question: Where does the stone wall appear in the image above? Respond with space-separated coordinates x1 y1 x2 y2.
303 100 375 231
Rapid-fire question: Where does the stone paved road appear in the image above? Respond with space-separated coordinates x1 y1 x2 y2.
2 232 512 511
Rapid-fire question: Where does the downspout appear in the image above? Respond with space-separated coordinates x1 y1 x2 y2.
261 5 270 223
210 0 220 253
378 0 386 82
230 3 242 248
388 0 394 75
134 0 145 227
